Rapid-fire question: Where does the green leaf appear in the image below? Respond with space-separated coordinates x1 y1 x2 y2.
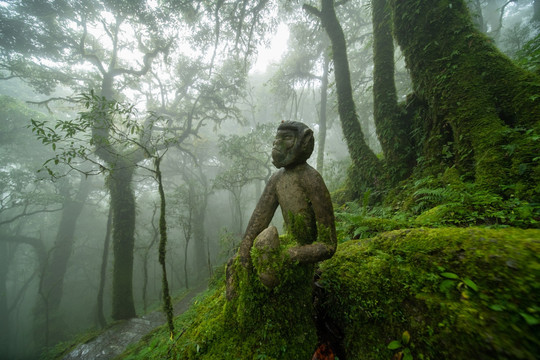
402 330 411 345
403 347 413 360
440 272 459 279
387 340 402 350
489 304 504 311
520 312 540 326
463 278 478 291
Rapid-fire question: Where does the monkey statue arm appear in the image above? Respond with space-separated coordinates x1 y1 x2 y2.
287 168 337 264
237 173 279 267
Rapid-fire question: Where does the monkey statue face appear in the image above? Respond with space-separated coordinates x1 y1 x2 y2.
271 121 314 169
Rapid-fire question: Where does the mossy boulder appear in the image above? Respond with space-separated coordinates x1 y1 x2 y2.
318 227 540 359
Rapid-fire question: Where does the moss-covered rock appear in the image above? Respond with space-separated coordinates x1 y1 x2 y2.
118 227 539 360
319 227 540 359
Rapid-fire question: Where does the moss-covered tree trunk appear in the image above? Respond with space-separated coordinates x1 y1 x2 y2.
92 76 139 320
304 0 383 195
390 0 540 201
372 0 414 184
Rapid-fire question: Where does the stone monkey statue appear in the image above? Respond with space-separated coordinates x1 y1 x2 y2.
227 120 337 299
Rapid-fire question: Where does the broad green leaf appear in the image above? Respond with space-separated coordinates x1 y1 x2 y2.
463 278 478 291
387 340 401 350
520 312 540 326
441 272 459 279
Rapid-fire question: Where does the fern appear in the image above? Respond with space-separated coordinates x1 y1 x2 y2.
412 186 457 213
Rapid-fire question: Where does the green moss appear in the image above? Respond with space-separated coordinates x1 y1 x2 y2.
391 0 540 203
319 227 540 359
120 232 318 360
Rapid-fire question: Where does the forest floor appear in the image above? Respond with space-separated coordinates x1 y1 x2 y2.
61 283 208 360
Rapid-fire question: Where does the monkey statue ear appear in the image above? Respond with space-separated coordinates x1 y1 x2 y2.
299 129 315 162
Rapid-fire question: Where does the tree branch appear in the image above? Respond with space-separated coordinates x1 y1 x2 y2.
0 206 64 226
302 4 322 18
79 16 107 75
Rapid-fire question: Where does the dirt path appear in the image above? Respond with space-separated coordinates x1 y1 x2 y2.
62 283 207 360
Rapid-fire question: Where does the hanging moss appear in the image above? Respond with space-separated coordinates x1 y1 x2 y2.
318 227 540 359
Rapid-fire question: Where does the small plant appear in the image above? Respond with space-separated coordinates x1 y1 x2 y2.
437 266 478 299
387 330 413 360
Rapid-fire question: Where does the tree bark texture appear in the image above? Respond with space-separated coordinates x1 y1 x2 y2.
391 0 540 200
95 73 144 320
109 162 137 320
372 0 414 183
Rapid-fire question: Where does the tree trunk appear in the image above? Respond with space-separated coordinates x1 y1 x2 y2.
391 0 540 200
95 75 140 321
96 205 112 328
109 162 137 320
192 197 208 282
534 0 540 25
156 156 174 335
316 50 330 175
0 242 9 358
305 0 383 196
192 170 209 283
142 205 159 313
40 175 91 315
372 0 414 183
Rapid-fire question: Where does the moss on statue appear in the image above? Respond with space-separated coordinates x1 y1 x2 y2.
318 227 540 359
125 234 317 360
225 236 317 359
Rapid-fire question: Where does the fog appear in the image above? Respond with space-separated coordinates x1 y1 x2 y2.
0 0 535 358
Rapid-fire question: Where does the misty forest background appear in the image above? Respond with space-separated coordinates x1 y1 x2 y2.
0 0 539 359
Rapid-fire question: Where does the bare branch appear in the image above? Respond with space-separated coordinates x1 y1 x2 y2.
0 206 64 226
79 16 107 75
303 4 322 18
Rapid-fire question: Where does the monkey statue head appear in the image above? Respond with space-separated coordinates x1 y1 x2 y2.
271 121 314 169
